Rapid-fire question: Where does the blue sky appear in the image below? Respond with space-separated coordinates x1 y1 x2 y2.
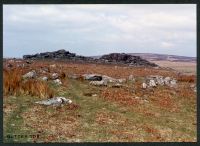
3 4 196 58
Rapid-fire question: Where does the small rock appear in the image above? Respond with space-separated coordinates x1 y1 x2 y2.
41 76 48 81
142 83 148 89
112 83 123 88
135 96 140 99
164 77 171 85
149 79 156 87
118 78 126 83
169 79 177 87
53 79 62 85
22 70 37 79
92 94 98 97
52 73 59 79
83 74 102 81
128 75 135 82
89 80 107 86
35 97 72 106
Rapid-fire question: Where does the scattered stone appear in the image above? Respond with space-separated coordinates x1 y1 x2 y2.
164 77 171 85
89 80 107 86
53 79 62 85
135 96 140 99
194 86 197 92
35 97 72 106
52 73 59 79
92 94 98 97
22 70 37 79
83 74 102 81
128 75 135 81
156 77 165 85
112 83 123 88
149 79 156 87
118 78 126 83
190 84 197 92
142 83 148 89
102 75 117 83
169 79 177 87
41 76 48 81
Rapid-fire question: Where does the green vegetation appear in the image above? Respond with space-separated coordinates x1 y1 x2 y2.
3 78 196 142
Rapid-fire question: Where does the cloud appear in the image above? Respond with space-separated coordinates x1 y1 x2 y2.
161 42 175 49
3 4 196 57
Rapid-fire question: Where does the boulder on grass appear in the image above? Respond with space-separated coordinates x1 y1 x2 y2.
22 70 37 79
35 97 72 106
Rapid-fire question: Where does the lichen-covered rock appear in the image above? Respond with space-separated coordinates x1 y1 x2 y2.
169 79 177 87
102 75 117 83
128 75 135 82
41 76 48 81
89 80 107 86
35 97 72 106
22 70 37 79
82 74 102 81
142 82 148 89
164 77 171 85
149 79 156 87
117 78 126 83
52 73 59 79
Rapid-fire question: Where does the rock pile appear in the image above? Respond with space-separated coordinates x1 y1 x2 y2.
100 53 158 67
142 75 177 88
23 49 95 62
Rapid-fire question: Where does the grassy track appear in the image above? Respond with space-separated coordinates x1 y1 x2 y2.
3 78 197 142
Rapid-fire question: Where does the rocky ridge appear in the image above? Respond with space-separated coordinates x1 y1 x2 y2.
23 49 158 67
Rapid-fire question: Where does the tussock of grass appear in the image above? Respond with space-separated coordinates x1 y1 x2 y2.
3 68 54 98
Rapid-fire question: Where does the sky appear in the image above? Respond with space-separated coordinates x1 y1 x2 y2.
3 4 196 58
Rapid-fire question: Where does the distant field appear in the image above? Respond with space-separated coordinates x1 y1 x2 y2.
152 61 196 75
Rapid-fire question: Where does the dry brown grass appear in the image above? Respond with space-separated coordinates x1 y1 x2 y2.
177 74 196 83
101 88 138 106
3 68 54 98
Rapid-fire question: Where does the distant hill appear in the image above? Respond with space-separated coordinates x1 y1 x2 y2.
91 53 196 62
128 53 196 62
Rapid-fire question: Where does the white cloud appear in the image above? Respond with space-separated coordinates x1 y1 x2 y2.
161 42 175 49
3 4 196 57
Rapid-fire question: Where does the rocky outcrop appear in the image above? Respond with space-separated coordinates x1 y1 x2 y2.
23 49 158 67
142 75 177 88
23 49 94 61
100 53 158 67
